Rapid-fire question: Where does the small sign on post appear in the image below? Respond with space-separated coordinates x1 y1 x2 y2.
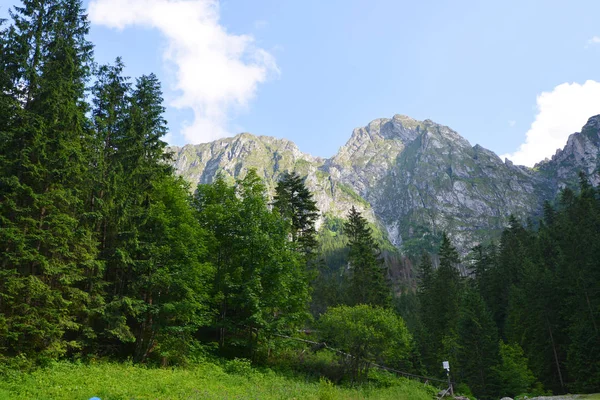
442 361 453 396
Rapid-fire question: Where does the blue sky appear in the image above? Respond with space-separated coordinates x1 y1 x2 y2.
1 0 600 166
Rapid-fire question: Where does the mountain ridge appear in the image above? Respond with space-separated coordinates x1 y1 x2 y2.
170 114 600 254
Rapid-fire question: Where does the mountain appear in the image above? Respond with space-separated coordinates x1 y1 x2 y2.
170 133 379 227
536 115 600 191
169 114 600 254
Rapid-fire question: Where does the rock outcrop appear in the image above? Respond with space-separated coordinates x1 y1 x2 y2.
169 114 600 254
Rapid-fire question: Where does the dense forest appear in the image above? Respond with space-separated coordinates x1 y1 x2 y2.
0 1 599 399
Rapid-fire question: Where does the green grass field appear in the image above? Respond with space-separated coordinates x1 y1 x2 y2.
0 361 437 400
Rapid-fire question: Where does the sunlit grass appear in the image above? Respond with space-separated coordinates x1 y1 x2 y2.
0 361 436 400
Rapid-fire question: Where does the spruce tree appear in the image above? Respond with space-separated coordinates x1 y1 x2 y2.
434 233 462 367
415 252 439 373
456 286 500 399
89 69 210 362
0 0 99 362
273 171 319 257
343 206 390 307
416 234 463 376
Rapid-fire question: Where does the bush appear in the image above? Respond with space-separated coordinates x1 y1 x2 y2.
224 357 254 376
318 305 414 382
494 341 538 398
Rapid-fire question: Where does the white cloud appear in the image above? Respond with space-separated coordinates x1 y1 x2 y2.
501 80 600 167
587 36 600 47
88 0 278 143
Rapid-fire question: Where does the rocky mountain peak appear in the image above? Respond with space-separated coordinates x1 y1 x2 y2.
169 113 600 254
536 114 600 189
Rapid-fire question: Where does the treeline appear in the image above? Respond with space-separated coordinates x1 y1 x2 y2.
398 174 600 398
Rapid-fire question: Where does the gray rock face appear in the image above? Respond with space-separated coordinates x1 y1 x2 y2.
537 115 600 191
324 115 545 251
169 114 600 254
169 133 378 230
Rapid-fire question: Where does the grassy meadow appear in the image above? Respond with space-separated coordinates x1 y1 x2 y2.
0 361 437 400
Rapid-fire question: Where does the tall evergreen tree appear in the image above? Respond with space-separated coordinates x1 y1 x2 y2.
88 69 210 362
494 216 532 337
433 233 462 369
414 252 438 373
456 286 500 399
343 206 390 307
273 171 319 257
416 234 463 376
0 0 99 362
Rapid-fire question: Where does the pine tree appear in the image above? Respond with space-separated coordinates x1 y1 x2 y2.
415 234 463 376
273 171 319 257
343 206 390 307
0 0 99 362
456 286 500 399
415 252 439 373
434 233 462 366
475 216 533 340
89 69 210 362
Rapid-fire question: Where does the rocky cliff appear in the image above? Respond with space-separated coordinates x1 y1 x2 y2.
536 115 600 191
169 114 600 254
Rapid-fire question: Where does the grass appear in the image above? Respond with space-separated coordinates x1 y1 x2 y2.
0 360 436 400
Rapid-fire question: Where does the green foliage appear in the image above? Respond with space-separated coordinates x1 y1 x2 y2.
337 182 369 206
86 61 210 362
416 235 463 376
465 175 600 394
312 210 398 315
0 0 212 366
195 170 311 356
317 377 337 400
273 171 319 258
401 226 443 261
0 0 99 362
344 207 391 307
2 1 600 397
0 361 434 400
319 305 413 381
263 337 347 382
494 341 537 398
456 287 500 399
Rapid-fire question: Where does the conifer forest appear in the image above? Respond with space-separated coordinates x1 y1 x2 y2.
0 1 599 399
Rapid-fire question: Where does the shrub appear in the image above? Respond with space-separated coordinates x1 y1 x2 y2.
318 305 413 381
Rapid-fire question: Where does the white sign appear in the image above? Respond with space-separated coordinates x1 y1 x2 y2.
442 361 450 371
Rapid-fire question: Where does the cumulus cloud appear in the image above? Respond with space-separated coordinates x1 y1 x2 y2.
501 80 600 167
586 36 600 47
88 0 278 143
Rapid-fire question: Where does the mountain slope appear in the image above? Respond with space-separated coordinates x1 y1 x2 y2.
536 115 600 191
324 114 547 251
170 133 379 227
169 114 600 254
